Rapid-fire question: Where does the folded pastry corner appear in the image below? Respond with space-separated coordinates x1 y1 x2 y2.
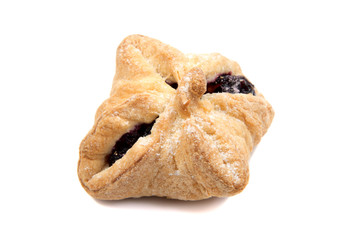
78 34 274 200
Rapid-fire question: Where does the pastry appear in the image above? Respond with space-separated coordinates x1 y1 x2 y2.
78 34 274 200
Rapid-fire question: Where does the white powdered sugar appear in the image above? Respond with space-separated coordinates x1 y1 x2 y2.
169 170 180 176
225 161 240 183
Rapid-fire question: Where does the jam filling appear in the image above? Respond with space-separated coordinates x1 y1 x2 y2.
206 74 256 95
165 80 178 89
166 74 255 95
107 120 156 167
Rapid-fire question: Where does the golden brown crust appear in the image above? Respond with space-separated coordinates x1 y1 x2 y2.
78 34 274 200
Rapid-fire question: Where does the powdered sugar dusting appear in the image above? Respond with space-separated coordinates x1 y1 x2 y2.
225 161 240 183
169 170 180 176
180 76 190 93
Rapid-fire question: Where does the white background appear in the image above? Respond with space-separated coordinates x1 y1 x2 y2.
1 0 360 239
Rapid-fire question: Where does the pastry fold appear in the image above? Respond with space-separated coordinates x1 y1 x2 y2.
78 35 274 200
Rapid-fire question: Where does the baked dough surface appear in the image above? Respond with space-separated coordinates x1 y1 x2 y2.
78 35 274 200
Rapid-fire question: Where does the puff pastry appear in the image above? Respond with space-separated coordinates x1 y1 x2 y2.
78 34 274 200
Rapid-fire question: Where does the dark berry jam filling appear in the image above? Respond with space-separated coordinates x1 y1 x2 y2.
107 120 156 167
165 80 178 89
206 74 255 95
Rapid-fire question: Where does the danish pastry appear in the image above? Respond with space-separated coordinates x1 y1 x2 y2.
78 34 274 200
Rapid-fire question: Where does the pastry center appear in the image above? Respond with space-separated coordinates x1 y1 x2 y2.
206 74 256 95
107 120 156 166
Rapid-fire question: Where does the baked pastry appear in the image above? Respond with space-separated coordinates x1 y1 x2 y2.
78 34 274 200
